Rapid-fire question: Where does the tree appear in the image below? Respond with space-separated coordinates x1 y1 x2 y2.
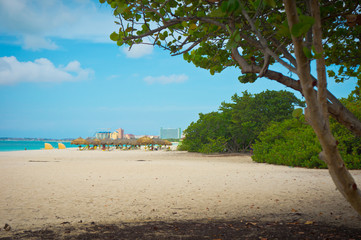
100 0 361 215
178 90 302 153
180 111 231 153
220 90 304 151
252 116 325 168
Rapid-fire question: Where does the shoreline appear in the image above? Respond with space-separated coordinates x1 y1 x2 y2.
1 149 361 237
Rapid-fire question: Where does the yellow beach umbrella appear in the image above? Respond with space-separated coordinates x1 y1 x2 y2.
58 143 66 149
44 143 54 150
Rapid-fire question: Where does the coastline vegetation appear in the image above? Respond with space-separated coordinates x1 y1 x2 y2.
252 91 361 169
179 90 361 169
179 90 304 153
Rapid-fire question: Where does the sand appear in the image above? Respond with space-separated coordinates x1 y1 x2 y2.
1 148 361 236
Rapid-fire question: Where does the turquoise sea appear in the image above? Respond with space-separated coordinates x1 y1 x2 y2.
0 140 74 152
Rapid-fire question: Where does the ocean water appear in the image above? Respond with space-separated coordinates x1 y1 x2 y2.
0 140 74 152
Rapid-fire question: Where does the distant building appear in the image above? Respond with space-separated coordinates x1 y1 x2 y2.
96 132 111 139
110 132 118 140
160 128 182 139
116 128 124 139
134 135 146 139
149 135 160 139
124 134 135 139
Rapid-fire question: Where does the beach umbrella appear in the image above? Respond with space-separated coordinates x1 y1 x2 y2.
152 139 163 145
126 139 138 148
100 138 114 146
152 139 167 150
163 140 172 145
86 138 101 146
113 139 123 147
44 143 54 150
93 138 101 145
127 139 137 145
58 143 66 149
136 136 154 146
71 137 88 146
115 139 128 146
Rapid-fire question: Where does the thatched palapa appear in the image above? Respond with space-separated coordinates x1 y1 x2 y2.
136 136 154 146
71 137 89 146
86 138 101 146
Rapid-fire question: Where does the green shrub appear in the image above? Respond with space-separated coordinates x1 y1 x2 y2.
199 136 229 154
252 113 361 169
181 90 304 153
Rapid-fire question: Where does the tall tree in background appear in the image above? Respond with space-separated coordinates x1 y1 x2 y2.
181 90 302 153
100 0 361 215
220 90 304 151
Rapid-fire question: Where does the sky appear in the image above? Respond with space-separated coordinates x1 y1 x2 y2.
0 0 357 139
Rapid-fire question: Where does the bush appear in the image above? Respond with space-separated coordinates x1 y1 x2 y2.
199 136 229 154
252 117 326 168
252 112 361 169
181 90 304 153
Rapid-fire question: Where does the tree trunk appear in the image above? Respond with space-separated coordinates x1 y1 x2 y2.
283 0 361 216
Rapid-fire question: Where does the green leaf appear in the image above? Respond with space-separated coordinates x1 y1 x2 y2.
197 11 206 17
230 30 240 42
116 6 125 14
311 45 323 59
159 33 165 40
292 108 303 118
327 70 336 77
291 23 306 37
264 0 276 7
189 23 197 30
314 52 323 59
110 31 119 41
238 73 257 83
226 40 238 50
221 1 229 12
110 2 117 8
291 15 314 37
234 33 240 42
277 20 291 37
303 46 313 59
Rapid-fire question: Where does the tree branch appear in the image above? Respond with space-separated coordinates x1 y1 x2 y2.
240 7 297 75
311 0 328 121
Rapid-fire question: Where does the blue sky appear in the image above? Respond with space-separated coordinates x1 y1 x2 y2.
0 0 357 139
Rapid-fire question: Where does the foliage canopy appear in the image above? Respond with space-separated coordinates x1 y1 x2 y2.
180 90 304 153
100 0 361 136
253 95 361 169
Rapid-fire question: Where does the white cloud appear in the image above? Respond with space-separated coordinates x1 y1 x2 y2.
0 56 93 85
144 74 188 84
122 44 154 58
0 0 118 50
23 35 58 50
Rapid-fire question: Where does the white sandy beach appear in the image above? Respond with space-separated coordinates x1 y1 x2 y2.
1 148 361 236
